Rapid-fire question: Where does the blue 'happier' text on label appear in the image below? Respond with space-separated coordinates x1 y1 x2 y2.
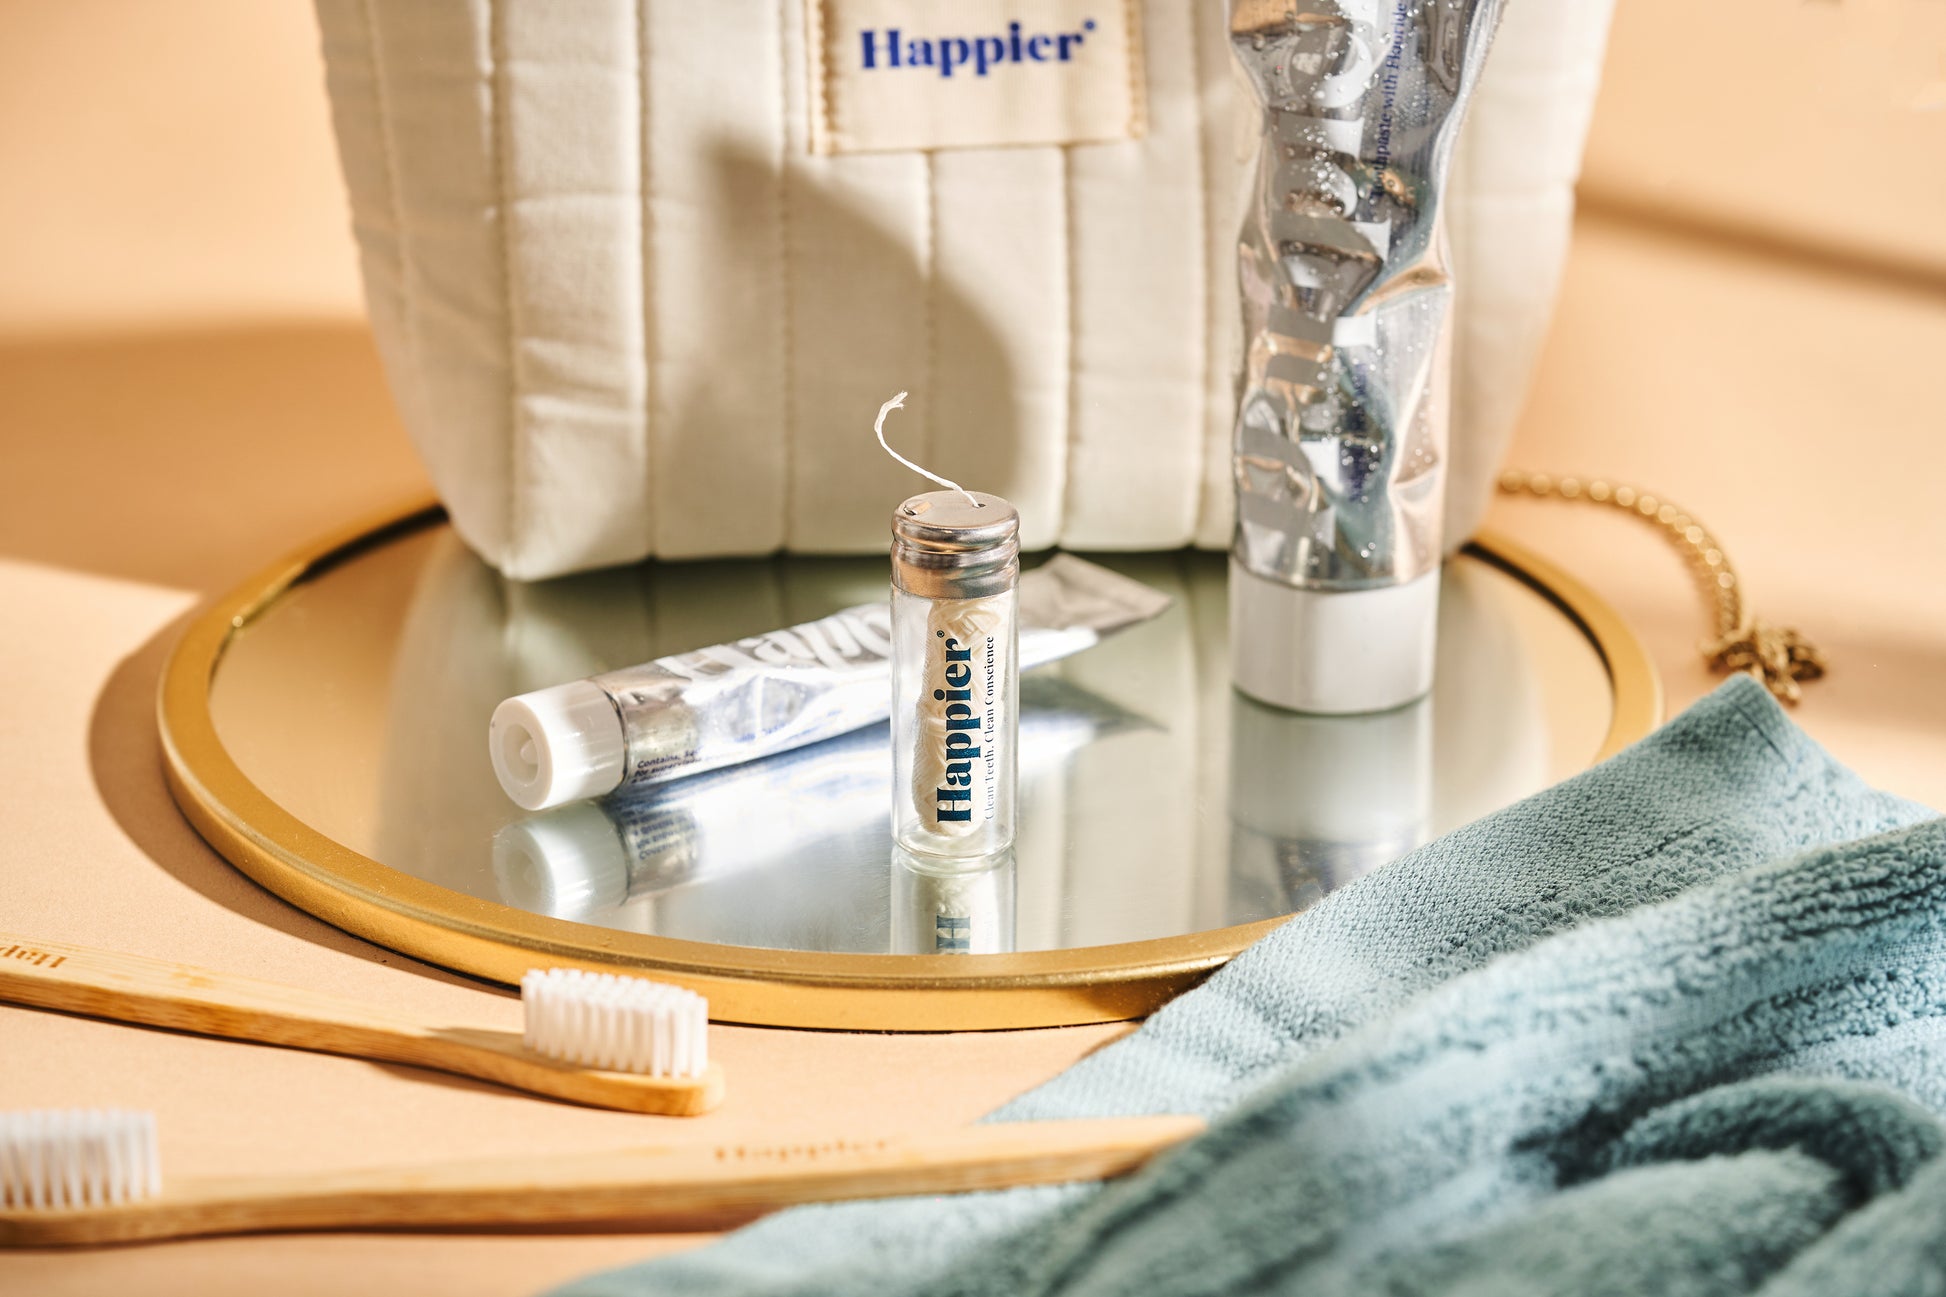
860 19 1098 79
932 633 981 824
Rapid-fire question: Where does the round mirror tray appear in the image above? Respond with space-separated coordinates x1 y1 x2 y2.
160 499 1660 1031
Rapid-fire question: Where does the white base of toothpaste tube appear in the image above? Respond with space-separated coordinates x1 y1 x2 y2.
1229 561 1439 715
490 682 628 811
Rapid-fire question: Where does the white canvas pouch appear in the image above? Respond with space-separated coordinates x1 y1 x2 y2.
316 0 1614 580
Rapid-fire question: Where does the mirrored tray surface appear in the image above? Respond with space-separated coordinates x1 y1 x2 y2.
161 502 1658 1029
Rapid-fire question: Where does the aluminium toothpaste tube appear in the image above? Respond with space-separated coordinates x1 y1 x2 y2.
488 554 1170 811
1228 0 1503 713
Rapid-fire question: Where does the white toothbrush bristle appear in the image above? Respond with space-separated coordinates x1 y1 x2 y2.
521 969 709 1078
0 1110 160 1211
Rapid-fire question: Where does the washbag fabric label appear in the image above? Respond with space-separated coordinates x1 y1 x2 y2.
808 0 1146 155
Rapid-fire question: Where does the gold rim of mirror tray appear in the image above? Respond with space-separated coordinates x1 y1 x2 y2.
158 497 1662 1031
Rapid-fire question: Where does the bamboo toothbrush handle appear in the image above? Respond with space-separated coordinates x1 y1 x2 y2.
0 1115 1206 1246
0 933 722 1115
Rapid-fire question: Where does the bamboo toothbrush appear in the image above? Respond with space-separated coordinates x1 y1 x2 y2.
0 935 722 1115
0 1109 1205 1246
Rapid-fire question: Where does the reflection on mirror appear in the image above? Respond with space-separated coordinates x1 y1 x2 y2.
492 677 1136 951
1227 693 1430 918
892 848 1017 956
209 527 1610 960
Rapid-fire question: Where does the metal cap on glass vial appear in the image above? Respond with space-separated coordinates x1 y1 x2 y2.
891 491 1020 599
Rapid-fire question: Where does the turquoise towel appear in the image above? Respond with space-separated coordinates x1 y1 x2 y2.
558 677 1942 1296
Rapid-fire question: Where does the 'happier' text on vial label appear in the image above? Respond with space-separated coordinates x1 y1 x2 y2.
931 631 998 825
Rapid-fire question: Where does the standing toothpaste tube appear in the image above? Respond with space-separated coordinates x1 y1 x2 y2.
1228 0 1503 713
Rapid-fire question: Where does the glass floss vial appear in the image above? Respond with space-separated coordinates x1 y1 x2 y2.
890 491 1020 862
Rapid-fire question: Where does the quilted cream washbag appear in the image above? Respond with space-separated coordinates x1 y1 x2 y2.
316 0 1615 580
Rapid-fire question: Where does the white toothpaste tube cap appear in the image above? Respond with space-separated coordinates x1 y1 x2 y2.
490 682 627 811
1229 561 1439 715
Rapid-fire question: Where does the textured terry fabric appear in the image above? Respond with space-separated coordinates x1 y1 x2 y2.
553 676 1942 1296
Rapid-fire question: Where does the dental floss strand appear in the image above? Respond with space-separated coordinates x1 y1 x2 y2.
879 394 1020 862
874 392 977 506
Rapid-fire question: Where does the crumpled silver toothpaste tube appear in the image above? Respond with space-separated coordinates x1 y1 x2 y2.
1228 0 1503 714
488 554 1171 812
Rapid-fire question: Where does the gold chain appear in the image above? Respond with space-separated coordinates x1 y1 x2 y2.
1495 469 1828 705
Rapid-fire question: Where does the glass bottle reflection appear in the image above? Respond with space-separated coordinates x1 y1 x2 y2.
890 847 1017 955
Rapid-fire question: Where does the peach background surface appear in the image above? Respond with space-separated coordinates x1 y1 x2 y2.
0 2 1942 1293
